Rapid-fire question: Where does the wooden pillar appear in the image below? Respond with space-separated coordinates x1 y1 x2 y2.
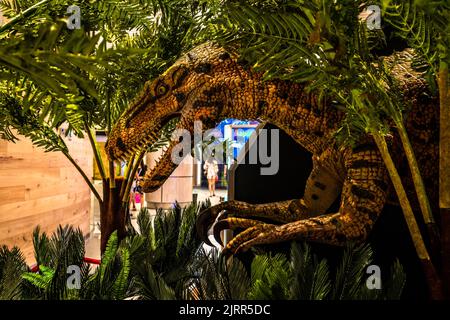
145 150 193 209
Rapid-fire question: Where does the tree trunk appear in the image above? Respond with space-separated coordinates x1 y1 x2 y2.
373 133 444 299
100 178 127 253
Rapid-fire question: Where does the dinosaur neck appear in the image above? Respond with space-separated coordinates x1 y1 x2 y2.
218 77 342 154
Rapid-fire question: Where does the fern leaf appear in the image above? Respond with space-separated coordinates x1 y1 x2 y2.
112 248 131 299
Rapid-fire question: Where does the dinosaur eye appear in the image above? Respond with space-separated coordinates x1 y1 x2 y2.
158 85 166 95
155 82 169 97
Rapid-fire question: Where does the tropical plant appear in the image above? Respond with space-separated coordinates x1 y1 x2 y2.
16 227 133 300
383 0 450 297
80 231 131 300
20 225 90 300
0 245 28 299
127 201 208 299
0 200 406 300
190 242 405 300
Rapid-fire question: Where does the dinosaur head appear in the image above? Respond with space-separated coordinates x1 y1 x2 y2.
105 61 191 161
106 43 242 191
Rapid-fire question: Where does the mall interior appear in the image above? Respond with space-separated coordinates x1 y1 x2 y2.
1 1 449 302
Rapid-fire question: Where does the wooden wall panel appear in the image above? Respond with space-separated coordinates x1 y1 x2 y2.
0 130 93 264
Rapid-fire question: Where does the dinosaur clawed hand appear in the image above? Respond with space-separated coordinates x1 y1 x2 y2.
196 202 279 255
220 223 278 257
212 217 266 247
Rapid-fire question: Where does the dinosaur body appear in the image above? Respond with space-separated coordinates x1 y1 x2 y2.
106 43 438 255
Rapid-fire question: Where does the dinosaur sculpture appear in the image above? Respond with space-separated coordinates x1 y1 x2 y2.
105 42 438 256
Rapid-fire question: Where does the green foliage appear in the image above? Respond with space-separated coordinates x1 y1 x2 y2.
204 0 446 147
0 0 213 162
0 202 406 300
0 245 28 299
190 241 405 300
22 265 55 290
331 243 374 299
129 202 206 299
247 242 405 300
0 92 69 152
385 0 450 67
21 225 88 300
206 1 321 82
82 231 131 300
248 253 291 299
186 246 251 300
290 242 330 300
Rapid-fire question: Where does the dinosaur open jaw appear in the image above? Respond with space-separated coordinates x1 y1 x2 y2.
126 112 181 160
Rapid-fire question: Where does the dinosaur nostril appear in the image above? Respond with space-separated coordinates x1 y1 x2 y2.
117 137 127 152
175 93 186 103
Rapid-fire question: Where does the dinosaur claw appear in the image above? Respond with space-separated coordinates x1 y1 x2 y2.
196 207 221 247
213 220 229 247
196 210 214 246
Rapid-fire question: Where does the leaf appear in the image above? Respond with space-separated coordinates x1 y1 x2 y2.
0 245 28 299
112 247 130 299
332 243 373 300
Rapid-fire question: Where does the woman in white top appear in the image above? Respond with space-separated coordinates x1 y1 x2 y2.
203 154 219 197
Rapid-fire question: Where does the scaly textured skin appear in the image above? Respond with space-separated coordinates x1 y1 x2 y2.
105 43 439 256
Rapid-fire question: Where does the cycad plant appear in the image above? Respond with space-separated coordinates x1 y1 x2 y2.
0 245 28 300
127 201 208 299
81 231 131 300
20 225 90 300
190 242 405 300
0 201 406 300
17 227 132 300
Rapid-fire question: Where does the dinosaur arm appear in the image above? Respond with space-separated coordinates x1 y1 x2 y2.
220 145 389 255
197 148 343 245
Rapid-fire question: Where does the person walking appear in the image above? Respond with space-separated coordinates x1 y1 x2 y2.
130 161 147 212
204 154 219 197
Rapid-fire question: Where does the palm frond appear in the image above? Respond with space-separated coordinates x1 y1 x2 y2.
331 243 373 300
112 247 131 299
22 265 55 291
248 253 291 300
27 225 86 299
290 242 331 300
134 263 176 300
382 259 407 300
384 1 437 73
207 1 323 82
0 245 28 299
